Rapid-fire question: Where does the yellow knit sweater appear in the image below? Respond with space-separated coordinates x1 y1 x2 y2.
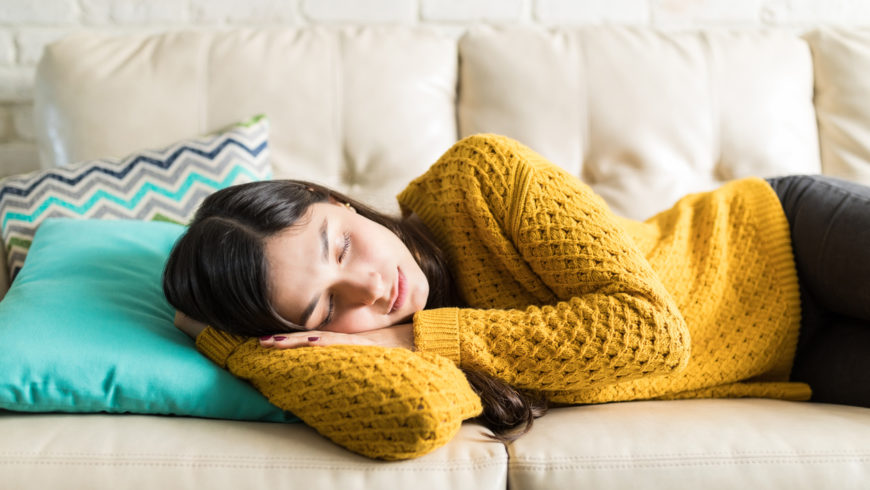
195 134 809 460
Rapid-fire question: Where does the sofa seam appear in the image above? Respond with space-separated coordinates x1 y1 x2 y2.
0 450 508 465
509 449 870 462
508 455 870 471
199 31 210 134
579 29 591 181
0 457 508 472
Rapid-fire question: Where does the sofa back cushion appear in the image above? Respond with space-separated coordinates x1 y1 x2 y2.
459 26 821 220
34 27 458 214
32 26 870 223
804 28 870 185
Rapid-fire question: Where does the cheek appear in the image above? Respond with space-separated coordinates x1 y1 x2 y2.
355 219 402 260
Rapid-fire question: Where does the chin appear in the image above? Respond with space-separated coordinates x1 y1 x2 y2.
397 303 423 326
396 313 415 325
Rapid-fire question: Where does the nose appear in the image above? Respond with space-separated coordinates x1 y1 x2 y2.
337 269 385 306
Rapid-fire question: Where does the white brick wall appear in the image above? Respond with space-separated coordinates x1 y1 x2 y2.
421 0 525 22
652 0 761 25
190 0 299 24
0 0 79 25
302 0 417 23
81 0 190 25
536 0 650 24
761 0 870 24
0 0 865 177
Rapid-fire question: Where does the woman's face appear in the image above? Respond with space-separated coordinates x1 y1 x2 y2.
265 200 429 333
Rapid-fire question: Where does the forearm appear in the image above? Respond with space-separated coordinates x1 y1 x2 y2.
224 342 481 460
414 297 690 393
459 295 689 390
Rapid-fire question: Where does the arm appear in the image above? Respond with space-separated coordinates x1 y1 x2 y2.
177 311 415 351
399 134 691 393
259 323 415 350
195 327 482 461
174 310 207 338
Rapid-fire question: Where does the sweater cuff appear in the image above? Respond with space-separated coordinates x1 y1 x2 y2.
413 308 460 365
195 327 247 368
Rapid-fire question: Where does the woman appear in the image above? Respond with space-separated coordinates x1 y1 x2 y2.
164 134 870 460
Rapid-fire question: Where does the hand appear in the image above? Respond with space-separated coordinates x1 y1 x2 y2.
174 310 208 339
260 323 415 350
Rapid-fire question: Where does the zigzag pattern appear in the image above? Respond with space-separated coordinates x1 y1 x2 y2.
0 148 260 221
0 117 272 280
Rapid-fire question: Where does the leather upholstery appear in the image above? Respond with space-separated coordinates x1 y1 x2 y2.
33 27 458 214
805 28 870 183
508 399 870 489
459 26 821 220
0 412 507 489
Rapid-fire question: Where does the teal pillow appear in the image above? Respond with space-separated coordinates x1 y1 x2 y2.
0 218 297 422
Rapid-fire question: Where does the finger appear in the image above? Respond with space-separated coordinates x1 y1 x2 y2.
261 333 322 349
259 332 304 347
258 335 275 347
273 334 321 349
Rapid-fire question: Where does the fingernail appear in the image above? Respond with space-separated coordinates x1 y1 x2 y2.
259 335 272 341
273 336 287 341
308 336 320 342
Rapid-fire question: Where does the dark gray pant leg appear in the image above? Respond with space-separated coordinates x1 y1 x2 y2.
765 175 870 407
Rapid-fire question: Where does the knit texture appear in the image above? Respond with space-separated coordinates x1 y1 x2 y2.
194 133 808 460
397 134 808 404
196 328 482 460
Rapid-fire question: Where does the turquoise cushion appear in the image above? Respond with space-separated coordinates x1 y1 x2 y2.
0 218 297 422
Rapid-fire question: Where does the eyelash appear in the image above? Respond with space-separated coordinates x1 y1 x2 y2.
323 232 351 326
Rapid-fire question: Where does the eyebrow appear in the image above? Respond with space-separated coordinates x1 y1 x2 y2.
297 217 330 328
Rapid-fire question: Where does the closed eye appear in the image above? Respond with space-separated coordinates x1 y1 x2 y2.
339 231 351 263
320 232 351 327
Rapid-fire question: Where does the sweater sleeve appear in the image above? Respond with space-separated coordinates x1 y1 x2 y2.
401 134 691 393
195 327 482 460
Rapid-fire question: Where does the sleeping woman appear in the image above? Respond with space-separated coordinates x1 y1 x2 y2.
163 134 870 460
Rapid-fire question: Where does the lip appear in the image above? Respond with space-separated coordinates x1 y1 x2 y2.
388 267 407 314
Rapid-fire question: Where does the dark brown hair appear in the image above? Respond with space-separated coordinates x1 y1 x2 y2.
163 179 546 441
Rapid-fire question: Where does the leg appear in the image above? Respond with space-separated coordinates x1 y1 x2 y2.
766 175 870 406
767 175 870 321
790 311 870 406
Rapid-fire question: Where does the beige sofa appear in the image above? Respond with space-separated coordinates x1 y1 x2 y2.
2 26 870 489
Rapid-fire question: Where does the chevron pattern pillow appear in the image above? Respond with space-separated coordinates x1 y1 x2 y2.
0 115 272 281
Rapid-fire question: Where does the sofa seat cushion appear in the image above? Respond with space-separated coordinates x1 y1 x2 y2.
508 399 870 489
0 413 507 489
